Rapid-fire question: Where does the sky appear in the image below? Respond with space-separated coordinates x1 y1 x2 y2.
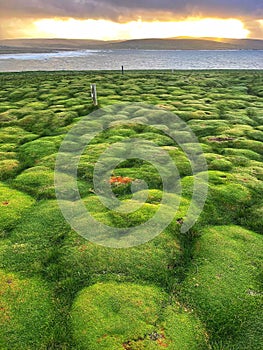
0 0 262 40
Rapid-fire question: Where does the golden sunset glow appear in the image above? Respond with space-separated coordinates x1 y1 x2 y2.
33 18 250 40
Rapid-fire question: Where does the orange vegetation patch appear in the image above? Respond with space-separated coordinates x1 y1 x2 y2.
110 176 133 185
123 330 169 349
157 338 169 347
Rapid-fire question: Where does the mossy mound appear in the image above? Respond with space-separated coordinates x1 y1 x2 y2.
0 110 18 126
13 166 55 199
188 120 229 138
64 227 180 287
0 183 35 235
0 159 20 180
181 225 263 349
61 190 191 286
222 147 262 162
2 200 71 275
205 153 233 172
112 165 164 190
201 182 252 226
0 144 17 152
0 269 55 349
19 137 60 167
71 282 207 350
37 153 57 169
240 202 263 234
0 126 36 145
17 109 74 135
0 152 17 161
233 139 263 155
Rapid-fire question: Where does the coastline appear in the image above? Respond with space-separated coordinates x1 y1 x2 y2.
1 47 263 55
1 37 263 54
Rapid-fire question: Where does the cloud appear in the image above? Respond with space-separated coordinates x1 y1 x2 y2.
244 19 263 38
0 0 262 38
0 0 262 20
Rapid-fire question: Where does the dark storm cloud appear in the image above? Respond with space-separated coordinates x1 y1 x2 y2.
0 0 262 20
0 0 262 38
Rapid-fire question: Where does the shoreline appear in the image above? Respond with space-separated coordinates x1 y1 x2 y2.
1 69 263 75
1 48 263 55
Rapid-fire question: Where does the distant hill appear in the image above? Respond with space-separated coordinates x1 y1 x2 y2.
0 37 262 53
106 38 263 50
0 39 111 53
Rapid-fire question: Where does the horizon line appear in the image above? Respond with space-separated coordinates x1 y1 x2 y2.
1 36 262 41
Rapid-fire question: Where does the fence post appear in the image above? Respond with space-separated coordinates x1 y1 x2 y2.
91 83 98 106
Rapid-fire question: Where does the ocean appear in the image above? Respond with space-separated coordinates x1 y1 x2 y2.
0 49 262 71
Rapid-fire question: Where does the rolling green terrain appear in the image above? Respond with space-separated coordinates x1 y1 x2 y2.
0 70 262 349
0 37 262 53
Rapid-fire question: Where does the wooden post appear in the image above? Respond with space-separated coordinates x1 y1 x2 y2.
121 65 124 75
91 83 98 106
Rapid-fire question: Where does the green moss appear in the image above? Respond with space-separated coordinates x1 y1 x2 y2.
225 125 253 137
209 158 233 172
240 202 263 234
64 229 180 288
71 282 207 350
204 170 234 185
233 139 263 155
112 165 163 190
246 129 263 142
0 70 263 349
247 161 263 181
19 138 59 167
2 200 71 276
0 126 33 144
222 148 262 162
99 201 160 228
0 159 20 180
0 269 55 349
0 110 18 125
163 305 208 350
0 152 17 161
181 225 263 349
188 120 229 137
106 127 137 138
0 144 17 152
8 89 28 101
0 104 16 113
0 183 35 235
201 182 251 225
25 101 48 110
13 167 55 199
37 153 57 169
224 112 256 126
83 195 111 213
62 191 191 286
217 99 249 110
18 110 69 135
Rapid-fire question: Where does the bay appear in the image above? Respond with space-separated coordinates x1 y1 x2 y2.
0 49 262 71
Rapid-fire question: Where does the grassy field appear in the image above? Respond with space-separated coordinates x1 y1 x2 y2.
0 70 262 349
